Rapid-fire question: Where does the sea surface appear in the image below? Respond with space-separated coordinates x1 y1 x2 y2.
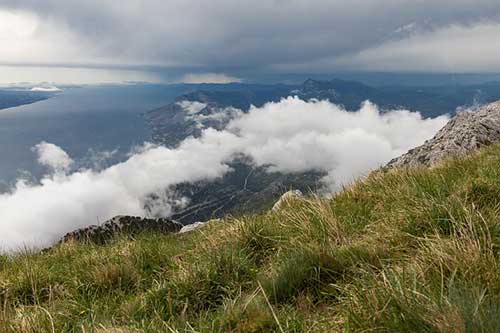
0 84 189 190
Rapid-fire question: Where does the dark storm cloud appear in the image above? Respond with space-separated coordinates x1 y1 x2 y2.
1 0 500 73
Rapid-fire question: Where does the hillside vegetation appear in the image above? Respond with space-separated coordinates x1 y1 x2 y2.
3 144 500 332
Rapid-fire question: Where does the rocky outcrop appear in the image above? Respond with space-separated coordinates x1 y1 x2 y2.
178 219 221 234
179 221 209 234
59 216 182 245
386 101 500 169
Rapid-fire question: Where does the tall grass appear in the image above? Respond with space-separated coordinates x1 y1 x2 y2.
3 144 500 331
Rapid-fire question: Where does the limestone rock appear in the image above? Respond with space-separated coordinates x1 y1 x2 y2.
179 221 208 234
178 219 221 234
386 101 500 169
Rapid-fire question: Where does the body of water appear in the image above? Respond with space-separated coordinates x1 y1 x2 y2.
0 84 189 190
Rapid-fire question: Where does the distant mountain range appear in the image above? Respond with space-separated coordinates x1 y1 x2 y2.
145 85 291 147
143 78 500 223
287 78 500 117
148 79 500 136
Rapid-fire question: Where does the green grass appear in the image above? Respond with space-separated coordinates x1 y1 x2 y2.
4 144 500 332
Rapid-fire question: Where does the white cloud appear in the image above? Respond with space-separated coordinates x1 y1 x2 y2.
30 86 61 92
177 101 243 129
0 131 238 251
188 107 243 129
32 141 73 173
180 73 242 84
176 101 207 114
0 98 449 251
229 98 448 187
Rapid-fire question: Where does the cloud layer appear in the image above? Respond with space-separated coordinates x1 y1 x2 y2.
0 98 449 251
33 141 73 173
335 22 500 73
180 73 242 84
230 98 448 187
0 1 499 74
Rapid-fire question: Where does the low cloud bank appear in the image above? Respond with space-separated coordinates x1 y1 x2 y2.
30 86 61 92
229 98 448 188
0 97 449 251
180 73 242 84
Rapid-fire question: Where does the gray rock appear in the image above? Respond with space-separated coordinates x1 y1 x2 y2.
179 221 209 234
271 190 304 212
179 218 222 234
386 101 500 169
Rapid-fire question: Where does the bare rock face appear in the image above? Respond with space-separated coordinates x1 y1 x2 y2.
386 101 500 169
59 216 182 245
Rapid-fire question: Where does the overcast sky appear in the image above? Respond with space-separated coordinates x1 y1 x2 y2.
1 0 500 83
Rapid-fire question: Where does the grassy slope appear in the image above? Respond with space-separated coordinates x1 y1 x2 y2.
3 145 500 332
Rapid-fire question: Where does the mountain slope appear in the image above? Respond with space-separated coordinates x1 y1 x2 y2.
143 78 440 224
143 81 500 224
145 87 291 147
145 87 328 224
4 137 500 331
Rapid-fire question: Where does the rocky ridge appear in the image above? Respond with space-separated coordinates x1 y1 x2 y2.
386 101 500 169
58 215 182 245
